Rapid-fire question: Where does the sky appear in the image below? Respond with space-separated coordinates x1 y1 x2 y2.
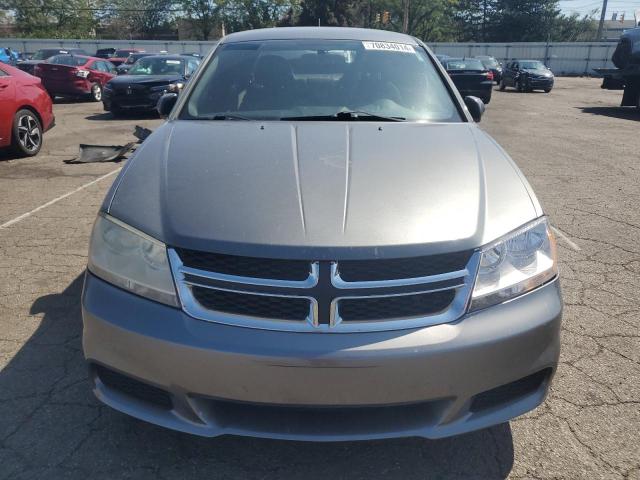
559 0 640 19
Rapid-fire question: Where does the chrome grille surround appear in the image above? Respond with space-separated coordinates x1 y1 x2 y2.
168 248 480 333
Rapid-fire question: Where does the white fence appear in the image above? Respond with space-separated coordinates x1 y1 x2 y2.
0 38 618 75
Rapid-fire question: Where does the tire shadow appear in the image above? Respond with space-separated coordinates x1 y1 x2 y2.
85 111 159 121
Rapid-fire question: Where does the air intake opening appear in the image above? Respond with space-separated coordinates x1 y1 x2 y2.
470 368 552 413
94 364 173 410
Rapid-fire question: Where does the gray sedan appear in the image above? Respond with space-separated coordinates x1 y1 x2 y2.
82 27 562 441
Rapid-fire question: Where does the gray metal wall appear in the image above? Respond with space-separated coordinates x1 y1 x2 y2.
0 37 617 75
0 38 218 56
428 42 617 75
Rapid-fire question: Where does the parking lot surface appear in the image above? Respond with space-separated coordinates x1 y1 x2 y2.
0 78 639 479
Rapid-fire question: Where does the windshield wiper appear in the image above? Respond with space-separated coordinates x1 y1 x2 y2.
195 113 254 121
281 111 406 122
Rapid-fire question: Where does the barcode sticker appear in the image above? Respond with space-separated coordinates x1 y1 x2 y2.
362 41 415 53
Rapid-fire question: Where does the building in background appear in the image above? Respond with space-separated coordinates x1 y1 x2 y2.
602 19 637 40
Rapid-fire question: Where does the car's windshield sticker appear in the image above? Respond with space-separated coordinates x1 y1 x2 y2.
362 41 415 53
166 60 181 64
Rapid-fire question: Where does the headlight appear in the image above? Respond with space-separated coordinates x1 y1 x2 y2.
88 214 178 306
469 217 557 311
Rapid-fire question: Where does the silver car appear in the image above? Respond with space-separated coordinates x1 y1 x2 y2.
83 27 562 441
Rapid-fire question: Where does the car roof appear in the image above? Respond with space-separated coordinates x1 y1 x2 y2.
220 27 419 45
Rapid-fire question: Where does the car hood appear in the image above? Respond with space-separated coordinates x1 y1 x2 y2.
107 121 541 259
524 68 552 76
108 74 183 86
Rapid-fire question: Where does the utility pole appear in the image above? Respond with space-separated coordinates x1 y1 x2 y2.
402 0 410 33
596 0 608 40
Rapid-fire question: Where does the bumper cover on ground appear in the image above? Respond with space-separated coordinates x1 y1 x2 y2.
82 273 562 440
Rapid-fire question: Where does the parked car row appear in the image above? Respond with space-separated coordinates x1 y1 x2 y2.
0 51 201 158
436 54 555 103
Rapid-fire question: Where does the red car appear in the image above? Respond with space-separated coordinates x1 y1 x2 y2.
108 48 144 67
0 62 54 157
35 54 117 102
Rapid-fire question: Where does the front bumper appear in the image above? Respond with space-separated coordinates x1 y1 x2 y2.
526 77 554 89
103 90 163 111
82 273 562 441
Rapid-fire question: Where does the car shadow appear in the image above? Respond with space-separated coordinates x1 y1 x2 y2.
0 273 515 478
51 97 95 105
85 111 159 121
579 106 640 121
0 149 18 161
495 88 546 94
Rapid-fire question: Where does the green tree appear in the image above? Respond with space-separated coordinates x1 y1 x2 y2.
102 0 176 39
9 0 99 38
551 12 597 41
295 0 366 26
222 0 296 32
453 0 498 41
370 0 458 41
180 0 220 40
487 0 559 42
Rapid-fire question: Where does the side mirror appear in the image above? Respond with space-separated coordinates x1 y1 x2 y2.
157 93 178 118
464 96 485 122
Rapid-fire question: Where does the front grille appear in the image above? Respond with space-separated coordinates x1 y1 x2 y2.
191 286 310 321
175 248 311 281
94 365 173 409
114 84 147 94
337 251 472 282
197 396 446 438
338 290 456 321
169 248 477 332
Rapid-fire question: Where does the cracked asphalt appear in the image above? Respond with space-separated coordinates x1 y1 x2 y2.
0 78 638 479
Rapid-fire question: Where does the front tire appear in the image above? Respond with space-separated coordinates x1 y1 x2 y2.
499 80 506 91
90 83 102 102
10 109 43 157
544 88 552 93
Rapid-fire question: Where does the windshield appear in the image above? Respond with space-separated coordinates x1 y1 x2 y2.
521 61 545 70
478 58 498 68
33 50 63 60
126 54 147 64
50 55 89 66
128 57 184 75
115 49 136 57
445 59 485 70
180 39 461 122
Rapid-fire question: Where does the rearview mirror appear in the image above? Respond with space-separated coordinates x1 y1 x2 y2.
464 96 485 122
157 93 178 118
